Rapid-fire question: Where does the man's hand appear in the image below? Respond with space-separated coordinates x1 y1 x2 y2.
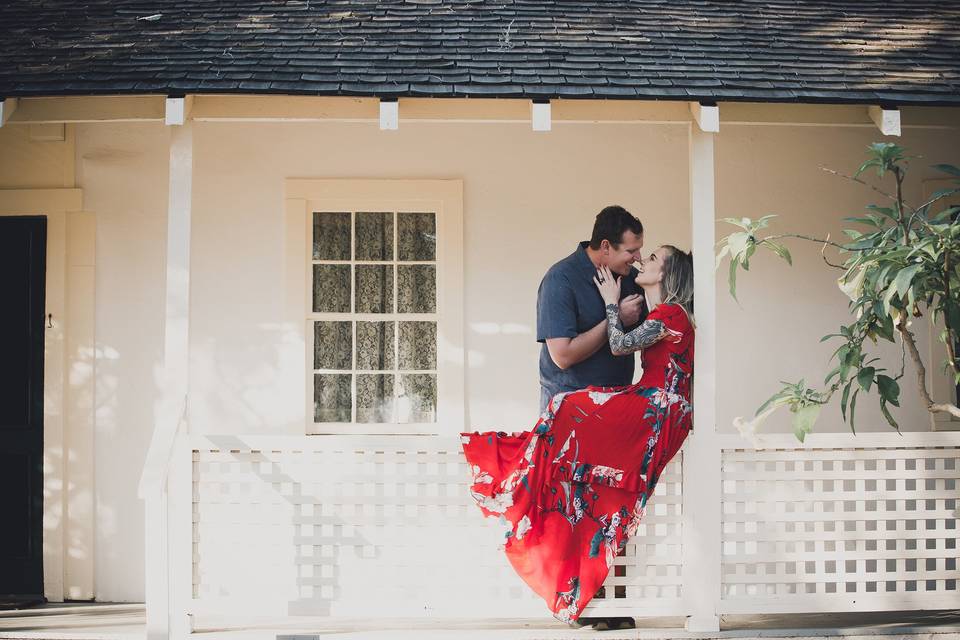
618 294 643 326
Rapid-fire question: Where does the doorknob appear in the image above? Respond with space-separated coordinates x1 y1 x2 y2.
46 313 53 328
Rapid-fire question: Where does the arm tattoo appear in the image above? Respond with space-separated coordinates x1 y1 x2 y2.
605 303 667 355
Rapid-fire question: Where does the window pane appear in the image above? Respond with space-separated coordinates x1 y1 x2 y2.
356 321 395 371
313 212 350 261
399 321 436 370
398 212 436 261
397 265 436 313
313 264 351 313
314 374 351 423
357 374 395 423
355 212 393 261
398 373 436 423
314 321 352 370
355 265 394 314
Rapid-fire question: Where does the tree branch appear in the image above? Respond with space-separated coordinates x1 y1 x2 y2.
894 166 906 225
763 233 856 251
897 320 960 418
914 188 960 215
943 250 959 377
820 166 909 210
820 237 846 269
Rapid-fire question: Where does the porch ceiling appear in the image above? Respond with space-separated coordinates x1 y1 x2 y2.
1 1 959 106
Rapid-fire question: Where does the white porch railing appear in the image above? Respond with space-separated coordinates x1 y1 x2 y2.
718 432 959 613
151 430 960 631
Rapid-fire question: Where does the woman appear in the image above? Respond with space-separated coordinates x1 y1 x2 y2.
460 245 694 624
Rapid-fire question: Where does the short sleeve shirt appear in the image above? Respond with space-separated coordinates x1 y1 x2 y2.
537 242 646 398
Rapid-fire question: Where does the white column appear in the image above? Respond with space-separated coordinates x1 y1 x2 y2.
145 122 193 640
167 435 193 640
682 125 722 632
64 212 97 600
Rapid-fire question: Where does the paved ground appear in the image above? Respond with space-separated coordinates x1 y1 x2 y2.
0 604 958 640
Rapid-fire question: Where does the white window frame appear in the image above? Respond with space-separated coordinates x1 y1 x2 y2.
923 178 960 431
286 179 464 435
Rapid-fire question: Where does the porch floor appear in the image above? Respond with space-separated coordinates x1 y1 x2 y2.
0 604 958 640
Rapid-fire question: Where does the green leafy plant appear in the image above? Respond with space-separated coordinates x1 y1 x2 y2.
718 143 960 442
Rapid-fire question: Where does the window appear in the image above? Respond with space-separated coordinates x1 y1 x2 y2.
287 180 464 435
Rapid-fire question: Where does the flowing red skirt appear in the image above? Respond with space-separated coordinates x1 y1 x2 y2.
461 383 690 623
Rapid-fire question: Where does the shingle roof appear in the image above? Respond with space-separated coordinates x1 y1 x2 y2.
2 1 960 105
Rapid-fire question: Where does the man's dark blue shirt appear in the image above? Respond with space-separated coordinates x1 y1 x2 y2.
537 242 645 410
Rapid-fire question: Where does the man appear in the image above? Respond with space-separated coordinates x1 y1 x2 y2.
537 205 646 413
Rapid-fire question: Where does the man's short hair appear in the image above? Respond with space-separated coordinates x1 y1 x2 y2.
589 205 643 250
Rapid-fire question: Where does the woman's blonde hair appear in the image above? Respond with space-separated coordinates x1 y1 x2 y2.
659 245 694 322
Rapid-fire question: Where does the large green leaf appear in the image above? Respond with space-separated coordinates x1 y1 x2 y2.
857 367 875 392
840 382 851 422
792 404 821 443
728 255 740 301
932 163 960 178
843 216 881 227
877 313 895 342
754 215 777 230
721 218 750 230
930 187 960 201
893 263 922 298
882 280 900 316
876 374 901 407
930 206 960 223
855 158 881 179
946 302 960 336
765 241 793 266
755 387 792 416
880 400 900 431
715 244 731 270
846 237 879 251
742 243 756 269
848 388 859 434
727 232 751 258
866 205 898 221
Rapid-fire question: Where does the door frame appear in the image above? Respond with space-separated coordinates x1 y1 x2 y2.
0 188 94 602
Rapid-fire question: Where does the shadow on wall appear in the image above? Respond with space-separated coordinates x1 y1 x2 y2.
197 435 371 617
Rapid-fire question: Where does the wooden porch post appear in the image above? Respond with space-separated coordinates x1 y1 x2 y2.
144 117 193 640
682 118 722 632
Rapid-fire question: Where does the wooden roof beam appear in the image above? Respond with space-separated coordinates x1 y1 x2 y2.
165 96 194 126
379 98 398 130
868 105 901 136
531 99 551 131
690 101 719 132
0 98 18 127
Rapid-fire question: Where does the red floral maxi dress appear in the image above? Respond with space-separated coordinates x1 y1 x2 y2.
460 303 693 623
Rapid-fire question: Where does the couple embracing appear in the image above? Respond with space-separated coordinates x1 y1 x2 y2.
461 205 695 626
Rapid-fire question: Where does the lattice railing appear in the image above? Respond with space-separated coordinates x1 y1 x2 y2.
187 433 959 621
719 438 960 613
190 435 683 618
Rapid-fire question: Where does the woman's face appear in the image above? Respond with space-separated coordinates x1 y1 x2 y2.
634 246 671 287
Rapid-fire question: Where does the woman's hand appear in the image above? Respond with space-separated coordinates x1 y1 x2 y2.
660 326 684 344
593 265 621 306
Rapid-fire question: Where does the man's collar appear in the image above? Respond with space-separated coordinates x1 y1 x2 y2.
576 241 598 272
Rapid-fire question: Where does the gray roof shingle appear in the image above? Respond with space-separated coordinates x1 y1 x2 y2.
1 0 959 105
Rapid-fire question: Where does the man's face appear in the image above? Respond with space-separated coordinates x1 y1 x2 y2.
602 230 644 276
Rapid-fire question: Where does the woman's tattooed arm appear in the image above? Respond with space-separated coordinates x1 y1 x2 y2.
604 303 671 355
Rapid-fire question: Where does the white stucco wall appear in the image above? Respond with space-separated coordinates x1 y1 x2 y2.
3 102 956 601
75 122 169 601
187 119 690 435
716 125 960 434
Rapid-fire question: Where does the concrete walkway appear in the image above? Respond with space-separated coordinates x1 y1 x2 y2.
0 604 958 640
